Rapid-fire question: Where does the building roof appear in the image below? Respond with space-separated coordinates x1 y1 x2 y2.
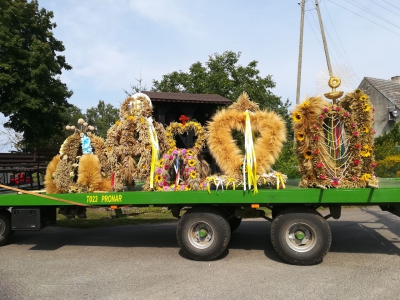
142 91 231 105
364 77 400 107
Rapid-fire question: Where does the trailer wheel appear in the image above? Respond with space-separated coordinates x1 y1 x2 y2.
271 208 331 265
0 210 14 246
228 216 242 232
177 208 231 261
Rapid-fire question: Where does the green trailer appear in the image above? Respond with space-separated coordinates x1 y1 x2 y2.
1 179 400 265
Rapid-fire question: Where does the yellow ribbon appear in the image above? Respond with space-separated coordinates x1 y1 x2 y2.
147 118 159 189
276 172 286 190
206 176 213 194
243 111 258 195
225 178 236 190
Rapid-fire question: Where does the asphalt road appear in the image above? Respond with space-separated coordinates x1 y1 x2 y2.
1 206 400 300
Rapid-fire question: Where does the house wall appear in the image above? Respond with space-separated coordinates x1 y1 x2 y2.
358 79 397 137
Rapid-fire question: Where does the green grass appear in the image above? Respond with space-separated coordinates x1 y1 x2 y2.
56 207 177 229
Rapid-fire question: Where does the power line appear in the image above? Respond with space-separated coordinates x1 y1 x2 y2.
306 1 341 66
382 0 400 12
327 0 400 37
368 0 400 18
304 12 325 50
314 0 333 77
321 0 359 81
347 0 400 30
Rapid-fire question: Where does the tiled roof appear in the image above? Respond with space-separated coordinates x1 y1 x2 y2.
365 77 400 107
142 91 231 104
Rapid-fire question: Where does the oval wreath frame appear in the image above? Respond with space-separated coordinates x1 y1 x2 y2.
165 121 207 155
294 91 377 188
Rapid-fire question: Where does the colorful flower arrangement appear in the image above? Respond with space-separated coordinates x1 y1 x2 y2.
293 90 378 188
154 148 205 191
155 116 208 191
203 171 287 193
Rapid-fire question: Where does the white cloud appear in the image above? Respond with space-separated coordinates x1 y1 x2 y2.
128 0 204 37
129 0 190 26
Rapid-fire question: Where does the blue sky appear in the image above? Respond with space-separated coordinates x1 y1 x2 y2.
37 0 400 111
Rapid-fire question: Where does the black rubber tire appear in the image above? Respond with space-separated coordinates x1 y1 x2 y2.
0 210 14 246
177 207 231 261
228 216 242 232
271 207 331 265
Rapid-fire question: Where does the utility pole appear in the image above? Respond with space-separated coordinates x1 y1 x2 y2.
315 0 333 77
296 0 306 105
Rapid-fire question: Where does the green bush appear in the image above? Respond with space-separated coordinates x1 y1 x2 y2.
374 139 397 161
375 155 400 178
272 141 301 179
374 123 400 160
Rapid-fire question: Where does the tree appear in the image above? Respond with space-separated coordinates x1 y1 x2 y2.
152 51 292 136
0 0 73 151
85 100 119 138
46 104 85 147
124 76 148 95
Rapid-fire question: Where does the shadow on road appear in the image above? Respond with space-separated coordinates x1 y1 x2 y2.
9 208 400 259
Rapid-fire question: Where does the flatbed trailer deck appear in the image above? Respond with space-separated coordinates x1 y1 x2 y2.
1 178 400 265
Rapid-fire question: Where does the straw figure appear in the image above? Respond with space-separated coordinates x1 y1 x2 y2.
106 93 168 191
45 118 112 194
293 89 378 188
207 92 287 190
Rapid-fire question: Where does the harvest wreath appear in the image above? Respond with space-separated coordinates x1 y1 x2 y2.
293 90 378 188
207 92 287 192
45 118 111 194
155 117 208 191
106 94 167 192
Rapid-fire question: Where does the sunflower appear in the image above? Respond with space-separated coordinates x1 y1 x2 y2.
360 150 371 157
362 104 371 112
127 116 134 121
188 159 196 167
301 101 309 108
296 132 305 141
190 171 197 178
363 145 372 151
362 127 370 133
303 150 312 160
187 149 195 156
292 112 302 122
359 94 367 101
360 173 372 181
155 174 162 182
